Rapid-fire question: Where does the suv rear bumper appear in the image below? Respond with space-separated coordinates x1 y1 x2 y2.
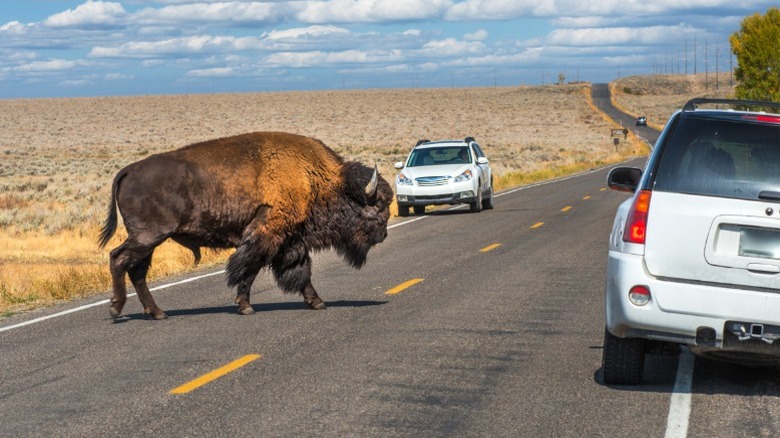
606 250 780 356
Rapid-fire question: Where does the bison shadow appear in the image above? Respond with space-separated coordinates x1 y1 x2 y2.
113 299 388 321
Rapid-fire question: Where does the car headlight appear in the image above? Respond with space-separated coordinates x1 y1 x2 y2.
454 169 473 182
397 172 413 186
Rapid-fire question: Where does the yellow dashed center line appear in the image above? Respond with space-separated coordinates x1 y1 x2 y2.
170 354 262 395
530 221 544 229
480 243 502 252
600 187 607 192
561 206 572 212
386 278 424 295
582 195 591 200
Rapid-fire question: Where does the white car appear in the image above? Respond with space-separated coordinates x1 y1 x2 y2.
603 98 780 385
394 137 494 216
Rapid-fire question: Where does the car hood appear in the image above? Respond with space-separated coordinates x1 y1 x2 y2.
398 164 471 179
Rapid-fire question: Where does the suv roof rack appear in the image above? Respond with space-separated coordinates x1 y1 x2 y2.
464 136 475 144
415 139 430 146
683 98 780 112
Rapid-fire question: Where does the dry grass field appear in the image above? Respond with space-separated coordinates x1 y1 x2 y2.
612 73 737 130
0 84 644 315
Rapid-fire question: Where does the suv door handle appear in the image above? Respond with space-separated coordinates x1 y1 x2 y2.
746 263 780 274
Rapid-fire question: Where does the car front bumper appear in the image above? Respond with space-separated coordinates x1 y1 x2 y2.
606 250 780 357
396 181 477 206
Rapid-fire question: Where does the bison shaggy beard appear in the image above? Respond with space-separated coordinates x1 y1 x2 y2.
99 132 392 320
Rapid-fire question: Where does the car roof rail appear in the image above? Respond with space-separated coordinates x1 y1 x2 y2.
464 136 475 144
415 139 430 146
683 98 780 112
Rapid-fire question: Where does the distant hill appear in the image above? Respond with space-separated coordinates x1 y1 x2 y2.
611 73 736 129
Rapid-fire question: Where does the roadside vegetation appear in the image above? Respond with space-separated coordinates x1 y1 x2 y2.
0 84 645 315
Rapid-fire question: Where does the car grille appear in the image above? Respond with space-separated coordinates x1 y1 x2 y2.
416 176 450 186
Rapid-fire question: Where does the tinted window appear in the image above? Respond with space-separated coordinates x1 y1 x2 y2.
654 116 780 200
407 147 470 167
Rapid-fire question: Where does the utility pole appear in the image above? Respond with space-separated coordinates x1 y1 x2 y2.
716 41 719 91
694 36 697 75
705 38 709 91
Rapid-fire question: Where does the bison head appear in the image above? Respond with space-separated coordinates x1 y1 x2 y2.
337 162 393 268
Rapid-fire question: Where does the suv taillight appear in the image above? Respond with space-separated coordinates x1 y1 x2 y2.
623 190 652 244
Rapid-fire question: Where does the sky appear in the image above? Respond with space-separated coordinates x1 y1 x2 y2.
0 1 775 98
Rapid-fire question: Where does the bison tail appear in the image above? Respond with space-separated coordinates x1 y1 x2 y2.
98 168 127 248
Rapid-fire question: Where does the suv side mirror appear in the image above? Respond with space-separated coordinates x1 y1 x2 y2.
607 167 642 192
476 157 489 165
394 161 404 169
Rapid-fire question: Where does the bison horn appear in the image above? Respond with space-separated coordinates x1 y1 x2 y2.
365 164 379 197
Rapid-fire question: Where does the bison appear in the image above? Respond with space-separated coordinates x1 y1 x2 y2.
98 131 393 320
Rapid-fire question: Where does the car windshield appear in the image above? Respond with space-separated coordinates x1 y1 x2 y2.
407 146 471 167
653 116 780 201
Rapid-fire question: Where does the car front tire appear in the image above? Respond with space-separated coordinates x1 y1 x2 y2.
602 326 646 385
470 182 483 213
482 183 494 210
413 205 425 215
398 205 409 217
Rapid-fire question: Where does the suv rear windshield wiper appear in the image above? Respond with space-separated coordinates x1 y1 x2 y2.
758 191 780 201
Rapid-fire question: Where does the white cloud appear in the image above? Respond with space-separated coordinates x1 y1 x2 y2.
262 25 350 41
464 29 488 41
296 0 453 23
90 35 264 58
14 59 78 72
265 49 403 67
0 21 28 35
133 2 285 26
186 67 235 77
416 38 486 57
545 25 692 46
43 1 127 28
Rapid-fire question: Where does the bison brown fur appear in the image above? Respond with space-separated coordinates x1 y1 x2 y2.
98 132 392 320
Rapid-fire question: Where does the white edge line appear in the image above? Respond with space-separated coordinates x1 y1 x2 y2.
664 348 694 438
0 270 225 333
1 159 636 333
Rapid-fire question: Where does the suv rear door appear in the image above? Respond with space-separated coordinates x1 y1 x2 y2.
643 113 780 289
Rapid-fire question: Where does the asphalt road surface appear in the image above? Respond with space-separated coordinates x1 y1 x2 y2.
2 87 780 437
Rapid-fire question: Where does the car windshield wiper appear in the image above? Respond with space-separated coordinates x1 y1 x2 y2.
758 190 780 201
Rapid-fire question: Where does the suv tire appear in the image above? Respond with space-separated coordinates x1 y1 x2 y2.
602 326 646 385
398 205 409 217
482 183 494 210
470 182 483 213
413 205 426 215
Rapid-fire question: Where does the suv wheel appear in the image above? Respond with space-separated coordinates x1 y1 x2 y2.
470 183 483 213
481 183 494 210
413 205 425 215
398 205 409 217
602 326 646 385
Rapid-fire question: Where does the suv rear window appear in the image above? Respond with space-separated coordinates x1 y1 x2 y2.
653 115 780 201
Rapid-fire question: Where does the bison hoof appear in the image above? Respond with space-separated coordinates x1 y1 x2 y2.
109 306 122 320
305 298 327 310
238 306 256 315
144 308 168 320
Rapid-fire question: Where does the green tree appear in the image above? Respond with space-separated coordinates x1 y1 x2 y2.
730 7 780 101
557 72 566 85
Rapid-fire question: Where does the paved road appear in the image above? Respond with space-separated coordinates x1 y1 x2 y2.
2 87 780 437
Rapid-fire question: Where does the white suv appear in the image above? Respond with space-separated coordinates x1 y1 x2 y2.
394 137 494 216
603 98 780 384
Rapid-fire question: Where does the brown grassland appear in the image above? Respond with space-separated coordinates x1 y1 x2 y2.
0 83 649 316
612 72 736 130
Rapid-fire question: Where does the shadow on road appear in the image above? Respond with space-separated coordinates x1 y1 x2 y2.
115 299 388 321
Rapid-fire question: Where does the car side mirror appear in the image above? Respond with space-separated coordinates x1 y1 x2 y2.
476 157 489 165
607 167 642 193
394 161 404 169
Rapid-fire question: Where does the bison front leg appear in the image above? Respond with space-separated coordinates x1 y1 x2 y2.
271 248 326 310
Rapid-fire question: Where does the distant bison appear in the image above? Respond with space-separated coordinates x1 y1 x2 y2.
98 132 392 320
